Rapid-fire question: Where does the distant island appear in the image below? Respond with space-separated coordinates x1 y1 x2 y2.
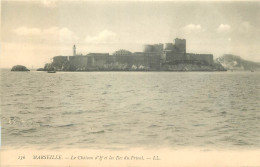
216 54 260 71
11 65 30 71
41 38 227 72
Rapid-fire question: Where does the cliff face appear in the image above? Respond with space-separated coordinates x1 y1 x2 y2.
216 54 260 71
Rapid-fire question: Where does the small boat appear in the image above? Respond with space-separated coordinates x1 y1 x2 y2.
47 71 56 73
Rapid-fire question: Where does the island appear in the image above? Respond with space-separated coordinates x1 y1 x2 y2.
216 54 260 71
42 38 227 72
11 65 30 71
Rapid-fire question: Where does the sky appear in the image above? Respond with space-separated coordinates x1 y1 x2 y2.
1 0 260 68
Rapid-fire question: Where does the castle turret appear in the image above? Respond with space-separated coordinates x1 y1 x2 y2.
73 44 76 56
175 38 186 54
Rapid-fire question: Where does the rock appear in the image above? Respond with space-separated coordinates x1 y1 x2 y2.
162 63 227 71
11 65 30 71
36 68 45 71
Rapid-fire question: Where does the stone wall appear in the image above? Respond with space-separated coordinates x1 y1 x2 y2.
52 53 161 71
51 51 214 71
163 52 213 65
52 56 68 70
164 52 186 64
186 53 213 65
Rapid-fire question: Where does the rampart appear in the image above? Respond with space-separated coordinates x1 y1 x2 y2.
48 38 221 71
52 52 161 71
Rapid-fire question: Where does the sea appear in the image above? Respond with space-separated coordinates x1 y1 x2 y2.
1 69 260 150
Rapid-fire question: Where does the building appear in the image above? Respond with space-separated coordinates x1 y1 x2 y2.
51 38 214 71
161 38 213 65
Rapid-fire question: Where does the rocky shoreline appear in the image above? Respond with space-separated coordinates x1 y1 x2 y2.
38 61 226 72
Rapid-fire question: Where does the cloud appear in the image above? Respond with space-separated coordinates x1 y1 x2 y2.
43 27 78 42
182 24 204 34
59 28 78 42
217 24 231 32
41 0 58 8
13 26 78 43
85 30 118 44
13 26 42 36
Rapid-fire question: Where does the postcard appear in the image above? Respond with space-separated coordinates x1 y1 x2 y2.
1 0 260 167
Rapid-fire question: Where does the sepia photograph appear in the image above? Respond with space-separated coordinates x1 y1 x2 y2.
1 0 260 166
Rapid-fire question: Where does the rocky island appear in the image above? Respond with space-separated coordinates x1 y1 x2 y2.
42 38 226 72
11 65 30 71
216 54 260 71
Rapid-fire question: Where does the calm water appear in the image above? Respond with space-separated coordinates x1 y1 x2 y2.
1 70 260 149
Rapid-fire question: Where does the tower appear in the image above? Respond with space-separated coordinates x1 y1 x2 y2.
73 44 76 56
175 38 186 54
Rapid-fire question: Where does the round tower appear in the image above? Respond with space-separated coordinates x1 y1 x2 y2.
143 45 154 53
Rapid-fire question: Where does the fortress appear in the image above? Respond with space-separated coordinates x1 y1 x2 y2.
49 38 218 71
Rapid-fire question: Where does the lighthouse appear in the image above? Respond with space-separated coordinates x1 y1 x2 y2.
73 44 76 56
